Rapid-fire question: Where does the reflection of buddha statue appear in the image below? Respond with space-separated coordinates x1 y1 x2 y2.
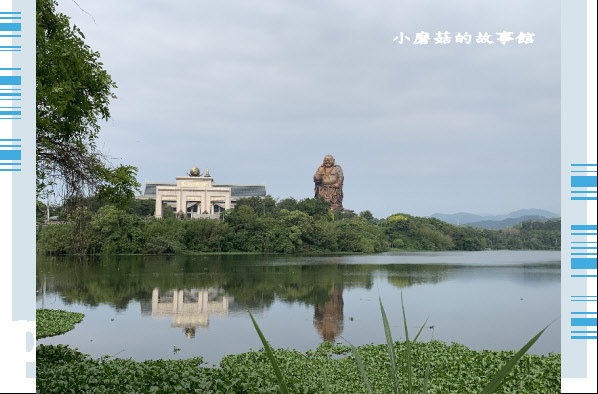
313 155 344 210
313 287 344 343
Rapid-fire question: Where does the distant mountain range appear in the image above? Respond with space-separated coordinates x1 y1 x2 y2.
429 209 560 229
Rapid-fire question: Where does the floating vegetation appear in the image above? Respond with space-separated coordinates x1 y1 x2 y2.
36 309 84 339
36 341 560 393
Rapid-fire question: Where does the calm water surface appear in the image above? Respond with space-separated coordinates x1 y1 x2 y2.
36 251 560 363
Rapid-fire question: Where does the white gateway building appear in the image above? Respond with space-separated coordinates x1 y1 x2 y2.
138 167 266 219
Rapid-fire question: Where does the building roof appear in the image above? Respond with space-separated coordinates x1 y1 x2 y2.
214 184 267 197
141 182 266 199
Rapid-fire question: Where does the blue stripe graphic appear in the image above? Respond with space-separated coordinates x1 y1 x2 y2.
571 176 598 187
571 225 598 230
571 258 597 269
0 23 20 31
0 76 21 85
0 150 20 160
571 318 598 326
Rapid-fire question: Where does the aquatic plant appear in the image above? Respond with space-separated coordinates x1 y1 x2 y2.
36 309 84 339
36 340 560 393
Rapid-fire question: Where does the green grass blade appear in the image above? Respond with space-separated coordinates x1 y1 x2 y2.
379 297 400 394
400 293 412 394
479 323 551 394
413 317 429 343
344 337 373 394
247 309 289 394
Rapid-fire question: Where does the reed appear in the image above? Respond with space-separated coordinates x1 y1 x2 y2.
247 308 289 394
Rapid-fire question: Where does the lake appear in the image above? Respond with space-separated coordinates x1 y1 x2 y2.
36 251 560 364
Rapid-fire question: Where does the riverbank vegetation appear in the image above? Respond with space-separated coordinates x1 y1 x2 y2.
36 196 560 255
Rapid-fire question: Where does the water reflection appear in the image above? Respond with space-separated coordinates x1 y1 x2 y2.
313 286 344 342
141 286 347 343
36 252 561 361
142 288 232 338
35 255 465 311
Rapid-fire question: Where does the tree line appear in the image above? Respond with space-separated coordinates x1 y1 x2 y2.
36 196 560 255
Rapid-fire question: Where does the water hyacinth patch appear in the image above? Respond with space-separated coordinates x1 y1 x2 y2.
36 309 84 339
36 342 560 393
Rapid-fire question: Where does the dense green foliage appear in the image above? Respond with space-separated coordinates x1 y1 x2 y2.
37 198 388 254
36 196 560 254
483 218 561 250
36 341 559 393
36 309 84 339
384 214 560 251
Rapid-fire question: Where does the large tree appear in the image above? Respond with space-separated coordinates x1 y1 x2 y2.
36 0 138 207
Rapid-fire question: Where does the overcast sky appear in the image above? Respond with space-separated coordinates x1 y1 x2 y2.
56 0 561 218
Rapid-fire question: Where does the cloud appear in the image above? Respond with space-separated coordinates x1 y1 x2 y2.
57 0 560 217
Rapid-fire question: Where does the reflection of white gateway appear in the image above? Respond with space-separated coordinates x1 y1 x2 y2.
137 168 266 219
144 288 232 338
